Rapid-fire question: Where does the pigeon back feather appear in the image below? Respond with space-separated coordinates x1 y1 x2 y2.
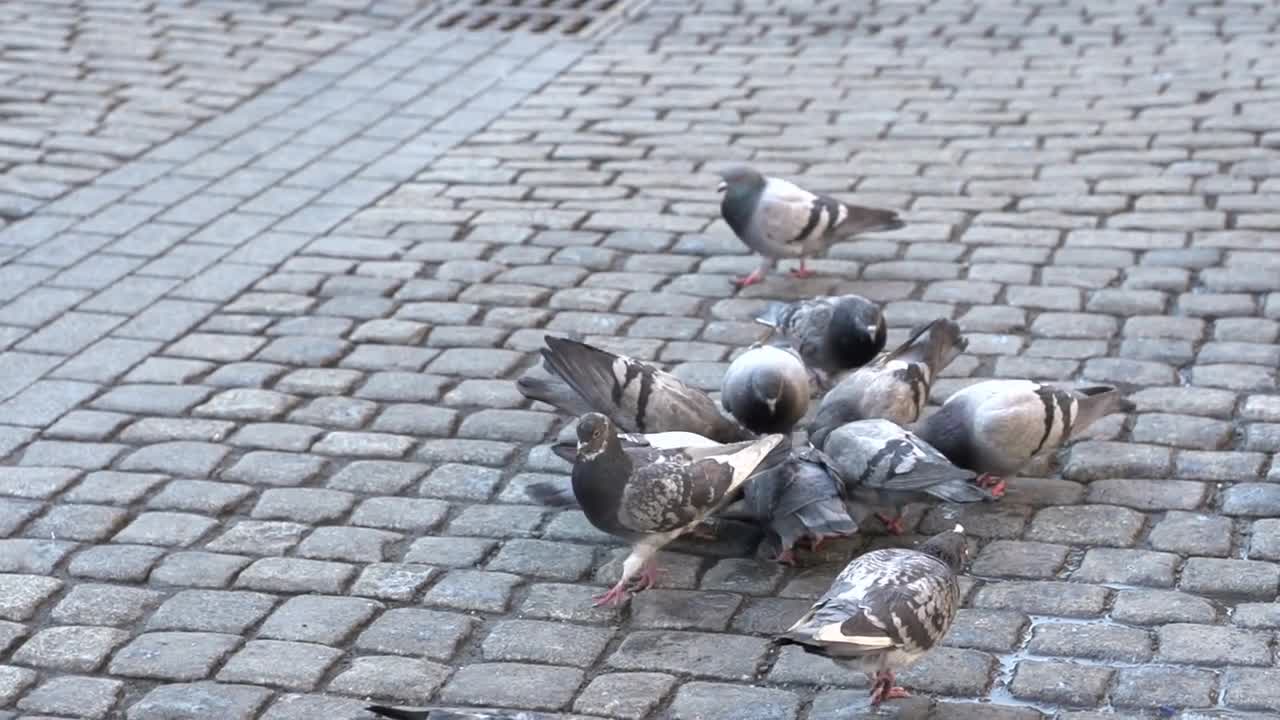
538 336 751 443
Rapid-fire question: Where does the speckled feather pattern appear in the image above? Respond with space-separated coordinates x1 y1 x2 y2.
784 548 960 672
528 336 752 444
822 419 981 503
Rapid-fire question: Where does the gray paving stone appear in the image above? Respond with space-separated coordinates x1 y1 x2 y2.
109 631 242 680
483 619 614 667
0 466 80 499
1010 659 1112 707
221 451 327 487
1181 558 1280 599
217 639 343 690
234 557 354 594
251 487 354 523
67 543 167 583
16 675 122 718
51 583 163 626
422 569 522 613
258 594 382 645
126 682 272 720
328 655 450 702
112 511 217 547
256 693 369 720
119 441 230 477
574 672 676 720
147 590 278 634
151 551 252 588
0 539 77 574
12 624 129 671
668 682 799 720
608 630 769 678
439 662 585 711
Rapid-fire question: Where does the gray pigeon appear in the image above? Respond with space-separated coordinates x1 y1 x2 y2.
517 335 754 444
915 379 1137 495
808 319 967 447
740 445 858 564
756 294 887 377
528 412 784 606
777 524 967 706
821 419 993 535
717 165 904 287
366 707 545 720
720 344 811 434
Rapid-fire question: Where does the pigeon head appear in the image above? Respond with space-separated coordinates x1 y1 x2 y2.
827 298 887 369
919 523 968 573
575 412 615 461
716 165 766 194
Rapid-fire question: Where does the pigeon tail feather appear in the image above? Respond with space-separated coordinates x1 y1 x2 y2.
1073 385 1135 433
754 301 789 328
366 707 430 720
516 374 592 417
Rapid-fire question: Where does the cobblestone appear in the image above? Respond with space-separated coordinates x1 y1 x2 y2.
0 2 1278 717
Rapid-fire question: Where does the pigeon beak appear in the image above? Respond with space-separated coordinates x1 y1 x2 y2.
716 181 727 193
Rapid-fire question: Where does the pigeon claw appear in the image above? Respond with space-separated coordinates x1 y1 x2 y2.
773 547 798 566
977 473 1006 498
869 670 908 706
732 269 766 288
876 512 906 536
788 266 817 279
592 583 632 607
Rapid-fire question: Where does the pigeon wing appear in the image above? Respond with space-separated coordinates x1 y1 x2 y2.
757 178 843 253
783 550 959 657
539 336 750 443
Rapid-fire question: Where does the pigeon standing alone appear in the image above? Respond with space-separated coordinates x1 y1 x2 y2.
915 379 1136 496
528 413 785 606
517 335 754 444
755 294 887 379
720 344 811 434
716 165 904 287
738 446 858 564
808 318 967 447
776 524 968 706
821 419 993 535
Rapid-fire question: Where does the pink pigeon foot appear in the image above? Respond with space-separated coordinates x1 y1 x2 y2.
788 264 817 279
774 547 798 566
977 473 1006 498
869 670 910 705
631 559 661 592
876 512 906 536
592 582 631 607
732 269 766 288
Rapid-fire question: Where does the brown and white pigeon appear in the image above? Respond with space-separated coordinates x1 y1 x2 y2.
915 380 1136 496
517 335 754 444
739 445 858 564
808 319 967 447
821 419 994 535
755 294 887 378
528 412 784 606
776 524 968 706
720 344 811 435
717 165 904 287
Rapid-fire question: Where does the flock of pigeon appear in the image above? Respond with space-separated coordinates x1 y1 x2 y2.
368 167 1139 717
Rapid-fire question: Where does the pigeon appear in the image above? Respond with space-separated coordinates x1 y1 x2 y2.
720 344 810 434
755 294 887 378
821 419 994 535
739 445 858 564
517 335 754 444
366 707 543 720
915 379 1137 495
527 412 785 606
808 319 967 447
776 524 968 706
717 165 904 287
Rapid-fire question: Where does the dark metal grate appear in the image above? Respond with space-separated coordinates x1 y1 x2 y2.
418 0 637 37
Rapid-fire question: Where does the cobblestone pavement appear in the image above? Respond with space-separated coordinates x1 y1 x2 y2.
2 0 1280 718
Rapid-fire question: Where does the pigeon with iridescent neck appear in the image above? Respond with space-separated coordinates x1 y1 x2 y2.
915 380 1136 497
808 318 967 447
528 412 784 607
776 524 968 706
717 165 904 287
